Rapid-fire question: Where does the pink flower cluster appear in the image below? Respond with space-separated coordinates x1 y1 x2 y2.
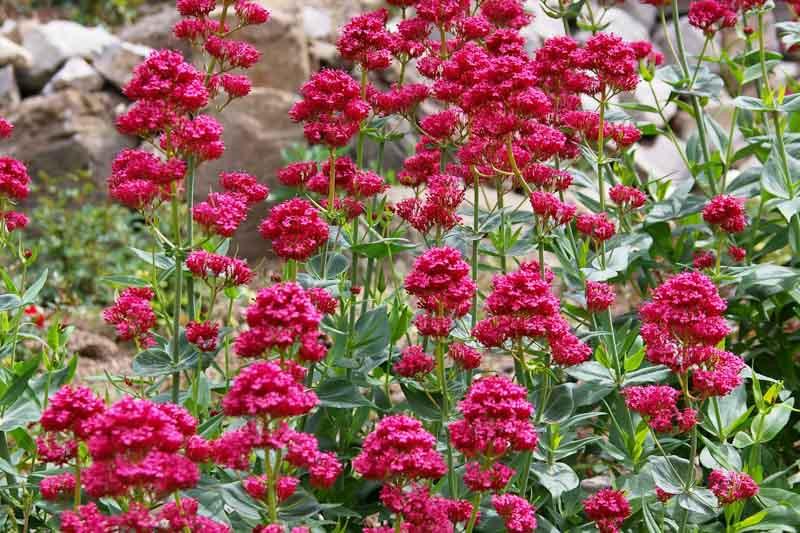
395 174 466 234
193 171 269 238
394 345 435 378
708 469 759 505
583 489 631 533
222 360 318 418
404 247 476 337
259 198 330 262
493 494 537 533
703 195 747 234
622 385 697 433
234 282 331 362
0 116 31 233
585 280 616 313
472 262 591 366
61 498 229 532
450 376 537 493
102 287 157 346
688 0 737 35
640 272 744 398
186 249 254 287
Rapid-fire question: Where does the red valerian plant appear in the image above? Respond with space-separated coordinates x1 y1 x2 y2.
5 0 800 530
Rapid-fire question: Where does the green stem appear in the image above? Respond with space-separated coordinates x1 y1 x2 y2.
170 193 183 404
597 91 607 212
497 182 507 273
465 492 482 533
185 157 196 321
436 339 456 497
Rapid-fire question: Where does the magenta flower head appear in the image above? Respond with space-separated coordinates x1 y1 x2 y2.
493 494 537 533
222 360 318 418
583 488 631 533
259 198 329 262
585 280 616 313
703 195 747 234
353 414 447 482
708 470 759 505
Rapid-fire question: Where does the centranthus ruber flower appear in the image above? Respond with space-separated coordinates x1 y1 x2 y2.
583 489 631 533
102 287 157 346
585 280 616 313
708 470 759 505
622 385 697 433
493 494 537 533
258 198 329 262
703 195 747 234
222 360 318 419
185 250 254 287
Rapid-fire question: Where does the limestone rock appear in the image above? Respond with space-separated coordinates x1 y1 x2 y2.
42 57 104 95
117 4 190 57
617 77 677 124
635 134 690 184
196 88 303 260
599 7 650 43
302 6 333 40
653 17 721 69
521 0 566 49
3 90 136 182
19 20 119 91
235 6 311 93
0 65 20 109
93 42 153 91
0 35 31 68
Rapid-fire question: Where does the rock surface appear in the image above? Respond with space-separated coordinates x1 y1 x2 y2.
3 90 136 182
93 41 153 91
42 57 104 94
0 65 20 108
0 35 31 68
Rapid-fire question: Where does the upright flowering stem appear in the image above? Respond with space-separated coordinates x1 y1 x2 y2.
597 89 607 213
170 191 183 404
669 0 717 195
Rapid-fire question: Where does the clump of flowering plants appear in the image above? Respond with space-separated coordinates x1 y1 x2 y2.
2 0 800 530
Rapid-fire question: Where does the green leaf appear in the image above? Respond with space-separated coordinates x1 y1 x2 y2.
734 96 772 111
131 347 174 377
0 355 41 408
21 269 48 304
753 399 794 443
350 238 416 259
564 362 614 385
130 247 175 270
401 384 441 421
351 306 390 361
541 384 574 424
307 253 350 279
676 488 718 522
648 455 690 494
782 93 800 113
315 378 373 409
699 440 742 471
0 294 21 312
100 275 151 288
529 462 579 499
622 365 671 386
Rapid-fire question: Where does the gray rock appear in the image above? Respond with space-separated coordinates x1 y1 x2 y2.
19 21 119 91
93 42 153 91
302 6 334 40
521 0 566 49
600 7 650 43
3 89 136 182
581 475 613 494
196 88 303 260
117 4 191 57
635 134 690 184
0 65 20 109
234 7 310 93
42 57 104 95
616 77 677 124
0 35 32 68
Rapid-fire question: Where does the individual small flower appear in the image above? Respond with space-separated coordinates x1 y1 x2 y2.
448 343 482 370
586 280 615 313
259 198 329 262
703 195 747 234
186 321 220 352
688 0 737 35
352 414 447 482
576 213 616 242
25 304 45 328
609 184 647 209
102 287 157 345
583 488 631 533
693 250 716 270
394 345 435 378
222 360 318 418
708 470 759 505
492 494 537 533
728 245 746 262
193 192 249 237
40 473 76 501
655 488 675 503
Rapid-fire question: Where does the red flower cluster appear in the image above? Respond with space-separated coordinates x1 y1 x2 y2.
583 489 631 533
493 494 537 533
337 9 393 70
688 0 737 35
186 320 220 351
0 117 31 233
622 385 697 433
289 69 370 147
222 360 318 418
377 483 473 532
185 250 254 287
703 195 747 234
61 498 229 532
37 386 105 465
194 171 268 238
708 470 759 505
576 212 616 242
448 342 482 370
585 280 616 313
353 414 447 482
259 198 329 262
609 184 647 210
395 174 466 234
102 287 157 346
472 262 591 366
108 149 187 209
530 191 577 231
234 282 329 362
404 247 476 337
394 345 435 378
